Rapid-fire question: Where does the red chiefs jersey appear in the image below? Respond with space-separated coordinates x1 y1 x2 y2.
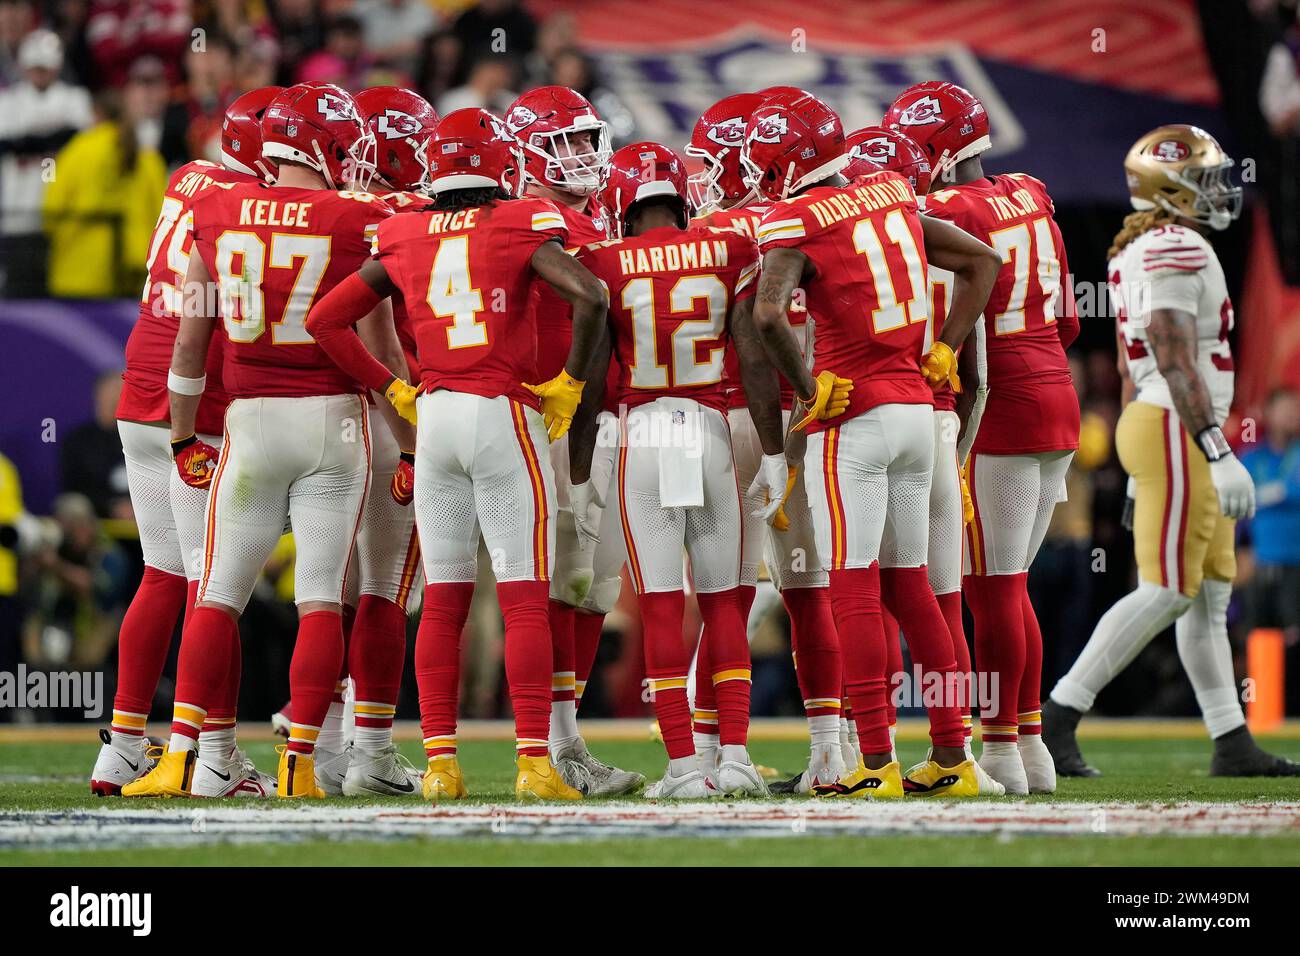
577 225 759 413
120 160 247 435
696 202 809 411
378 188 431 380
756 171 934 428
372 196 568 408
922 173 1079 453
530 199 607 379
190 184 391 399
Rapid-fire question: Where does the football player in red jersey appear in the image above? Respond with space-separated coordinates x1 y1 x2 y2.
503 86 643 795
744 90 1004 798
555 142 781 797
294 86 439 798
842 126 995 788
91 86 283 799
687 92 847 794
885 81 1080 794
124 83 414 800
305 108 607 801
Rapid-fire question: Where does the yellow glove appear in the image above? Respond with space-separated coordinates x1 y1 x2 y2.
959 463 975 526
385 377 419 426
523 370 585 442
920 341 962 393
792 370 854 432
771 465 799 532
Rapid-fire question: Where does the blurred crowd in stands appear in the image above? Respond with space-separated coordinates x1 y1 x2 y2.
0 0 1296 725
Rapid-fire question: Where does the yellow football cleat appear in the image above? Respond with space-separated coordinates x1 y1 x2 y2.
276 746 327 799
515 754 582 801
812 760 904 799
121 748 196 797
423 757 468 801
903 757 982 797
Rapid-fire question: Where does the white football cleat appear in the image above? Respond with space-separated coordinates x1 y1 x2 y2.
192 748 275 798
645 765 710 799
89 729 156 796
696 746 720 794
342 744 422 797
553 738 644 796
1017 734 1057 794
971 756 1007 796
312 746 351 796
978 741 1029 795
717 756 770 797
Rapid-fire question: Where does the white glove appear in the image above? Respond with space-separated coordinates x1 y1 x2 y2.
1208 453 1256 520
746 453 789 525
570 480 602 543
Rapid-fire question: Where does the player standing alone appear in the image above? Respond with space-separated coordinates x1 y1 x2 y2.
1044 125 1299 778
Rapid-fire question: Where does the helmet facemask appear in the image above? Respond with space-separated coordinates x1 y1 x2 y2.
525 119 612 195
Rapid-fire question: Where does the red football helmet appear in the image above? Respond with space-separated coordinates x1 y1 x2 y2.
261 82 377 190
504 85 612 195
883 81 990 177
354 86 439 192
221 85 283 181
844 126 932 194
425 108 526 198
598 142 689 238
740 90 847 202
685 92 766 215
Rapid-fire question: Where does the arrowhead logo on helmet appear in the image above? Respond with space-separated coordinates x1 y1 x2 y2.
896 95 943 127
505 105 538 133
317 91 358 122
377 109 420 139
706 116 747 147
749 114 789 145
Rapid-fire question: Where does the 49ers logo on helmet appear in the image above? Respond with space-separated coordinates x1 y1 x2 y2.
706 116 747 147
896 95 943 127
504 105 538 133
317 91 358 122
376 109 420 139
749 114 789 145
1153 139 1191 162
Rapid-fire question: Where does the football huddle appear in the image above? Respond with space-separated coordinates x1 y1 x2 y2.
89 75 1298 807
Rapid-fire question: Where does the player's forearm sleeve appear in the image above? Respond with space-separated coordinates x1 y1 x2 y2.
1057 276 1080 349
306 272 394 393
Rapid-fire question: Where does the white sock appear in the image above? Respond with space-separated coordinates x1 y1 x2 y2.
720 744 750 765
110 731 145 752
198 726 236 760
1175 580 1247 738
316 693 348 754
1052 582 1191 712
808 713 839 747
549 700 580 751
980 740 1019 760
669 756 697 778
167 733 197 754
693 731 719 757
888 722 898 762
352 724 392 754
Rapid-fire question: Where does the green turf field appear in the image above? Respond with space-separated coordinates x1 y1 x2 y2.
2 730 1298 866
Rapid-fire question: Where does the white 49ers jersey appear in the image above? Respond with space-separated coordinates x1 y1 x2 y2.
1110 224 1234 422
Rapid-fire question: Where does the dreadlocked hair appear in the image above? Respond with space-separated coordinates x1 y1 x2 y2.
1108 206 1178 259
429 186 511 212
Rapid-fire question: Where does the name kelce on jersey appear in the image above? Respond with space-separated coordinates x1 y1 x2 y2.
613 237 732 276
238 197 313 228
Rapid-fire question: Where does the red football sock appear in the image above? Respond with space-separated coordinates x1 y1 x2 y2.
639 590 694 759
692 619 718 738
573 609 604 708
964 572 1026 742
498 581 553 758
828 564 889 756
171 606 239 745
783 585 841 719
697 588 751 747
204 624 242 725
350 594 408 712
113 566 188 723
936 589 972 733
415 582 474 759
881 567 964 749
882 605 902 727
337 601 357 682
184 580 200 628
286 610 345 755
549 599 576 706
1019 586 1044 736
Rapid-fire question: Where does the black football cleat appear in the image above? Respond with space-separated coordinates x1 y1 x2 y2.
1210 727 1300 777
1042 699 1101 777
768 772 806 795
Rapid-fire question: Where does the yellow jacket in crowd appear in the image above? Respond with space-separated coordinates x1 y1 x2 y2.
42 121 166 298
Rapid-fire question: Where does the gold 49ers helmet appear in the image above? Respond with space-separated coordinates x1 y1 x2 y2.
1124 124 1242 230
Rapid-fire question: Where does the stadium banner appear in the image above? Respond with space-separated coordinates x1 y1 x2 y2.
0 299 137 513
531 0 1226 203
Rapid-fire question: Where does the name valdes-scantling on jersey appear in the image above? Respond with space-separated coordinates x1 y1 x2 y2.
372 196 569 408
1110 222 1235 422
